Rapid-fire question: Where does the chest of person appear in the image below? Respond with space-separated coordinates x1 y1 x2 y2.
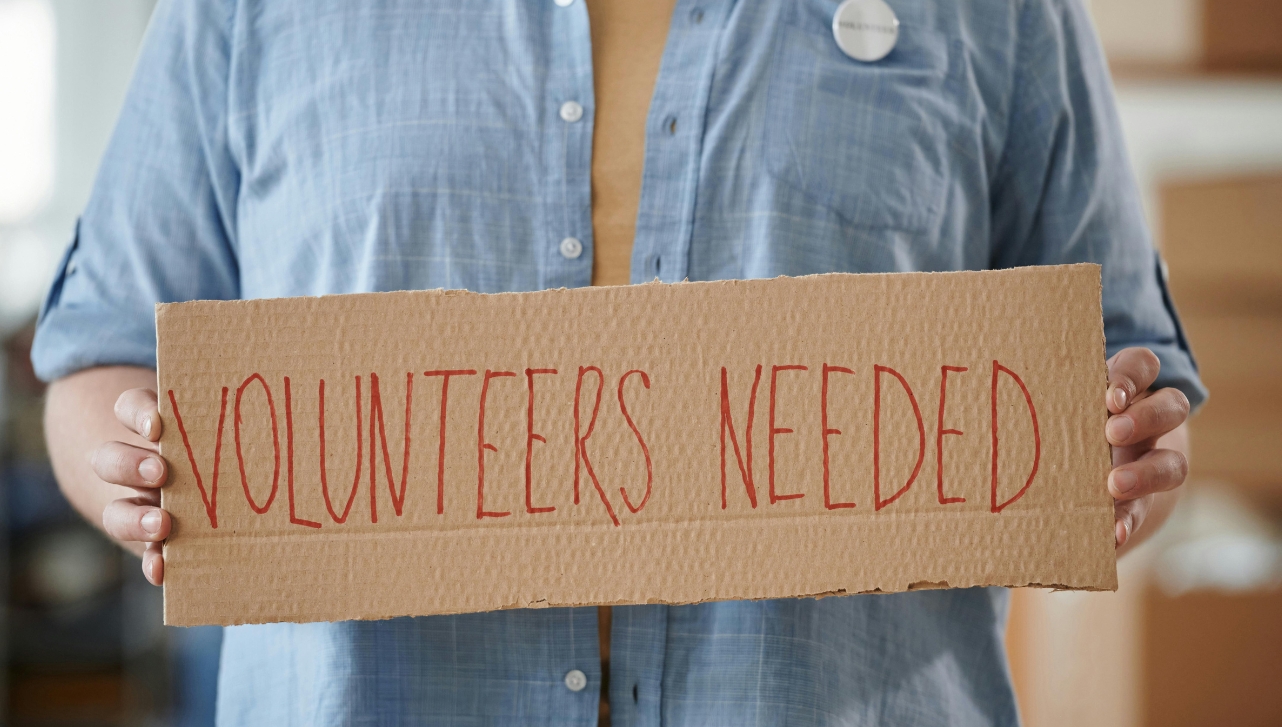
222 0 997 294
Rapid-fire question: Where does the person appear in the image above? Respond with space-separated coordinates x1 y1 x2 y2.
33 0 1203 724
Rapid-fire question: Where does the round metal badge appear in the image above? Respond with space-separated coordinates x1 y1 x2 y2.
832 0 900 62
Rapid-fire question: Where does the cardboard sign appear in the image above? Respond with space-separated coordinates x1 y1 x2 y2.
157 265 1116 626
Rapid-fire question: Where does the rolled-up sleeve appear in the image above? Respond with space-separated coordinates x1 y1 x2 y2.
988 0 1207 411
31 0 239 382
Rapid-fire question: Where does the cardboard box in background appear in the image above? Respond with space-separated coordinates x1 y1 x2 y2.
1160 175 1282 311
1203 0 1282 73
1008 568 1282 727
1090 0 1282 76
1142 587 1282 726
1160 174 1282 512
156 266 1115 626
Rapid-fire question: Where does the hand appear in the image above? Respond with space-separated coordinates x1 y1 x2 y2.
90 389 170 585
1105 348 1190 550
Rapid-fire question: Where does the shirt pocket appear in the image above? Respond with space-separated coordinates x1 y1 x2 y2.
761 3 954 232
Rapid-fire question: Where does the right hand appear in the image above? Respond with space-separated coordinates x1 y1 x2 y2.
91 388 170 585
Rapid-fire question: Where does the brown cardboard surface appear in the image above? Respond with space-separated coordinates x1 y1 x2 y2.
157 265 1116 626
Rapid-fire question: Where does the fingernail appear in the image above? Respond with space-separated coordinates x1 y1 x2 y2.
138 458 163 484
141 415 152 438
1111 469 1137 495
1107 416 1134 443
141 509 162 535
1112 387 1128 410
144 558 155 583
1115 520 1126 547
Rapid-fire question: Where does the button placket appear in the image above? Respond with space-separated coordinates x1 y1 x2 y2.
543 0 594 290
631 0 725 284
607 605 669 725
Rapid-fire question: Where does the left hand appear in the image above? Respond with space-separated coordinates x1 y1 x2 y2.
1105 348 1191 550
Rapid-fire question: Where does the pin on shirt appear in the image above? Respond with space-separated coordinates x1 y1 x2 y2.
832 0 899 62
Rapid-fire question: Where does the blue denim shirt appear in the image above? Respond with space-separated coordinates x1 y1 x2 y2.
32 0 1205 724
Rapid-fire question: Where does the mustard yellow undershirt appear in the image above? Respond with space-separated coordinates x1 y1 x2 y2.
586 0 676 288
583 0 677 722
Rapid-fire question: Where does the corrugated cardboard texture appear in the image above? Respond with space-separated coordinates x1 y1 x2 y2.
158 265 1116 626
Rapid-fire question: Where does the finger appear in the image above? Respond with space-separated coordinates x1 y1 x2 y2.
1109 448 1189 501
1106 348 1161 414
102 497 171 543
90 441 168 488
1106 387 1190 447
114 388 162 442
143 542 164 586
1114 496 1152 549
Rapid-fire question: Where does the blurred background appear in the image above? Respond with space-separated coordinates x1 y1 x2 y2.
1005 2 1282 727
2 2 219 725
0 0 1278 725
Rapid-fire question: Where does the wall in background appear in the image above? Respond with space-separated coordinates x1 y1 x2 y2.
1115 80 1282 225
0 0 155 335
1090 0 1202 70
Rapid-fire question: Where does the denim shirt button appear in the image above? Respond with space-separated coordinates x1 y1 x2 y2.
559 101 584 123
559 237 583 259
564 669 587 692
